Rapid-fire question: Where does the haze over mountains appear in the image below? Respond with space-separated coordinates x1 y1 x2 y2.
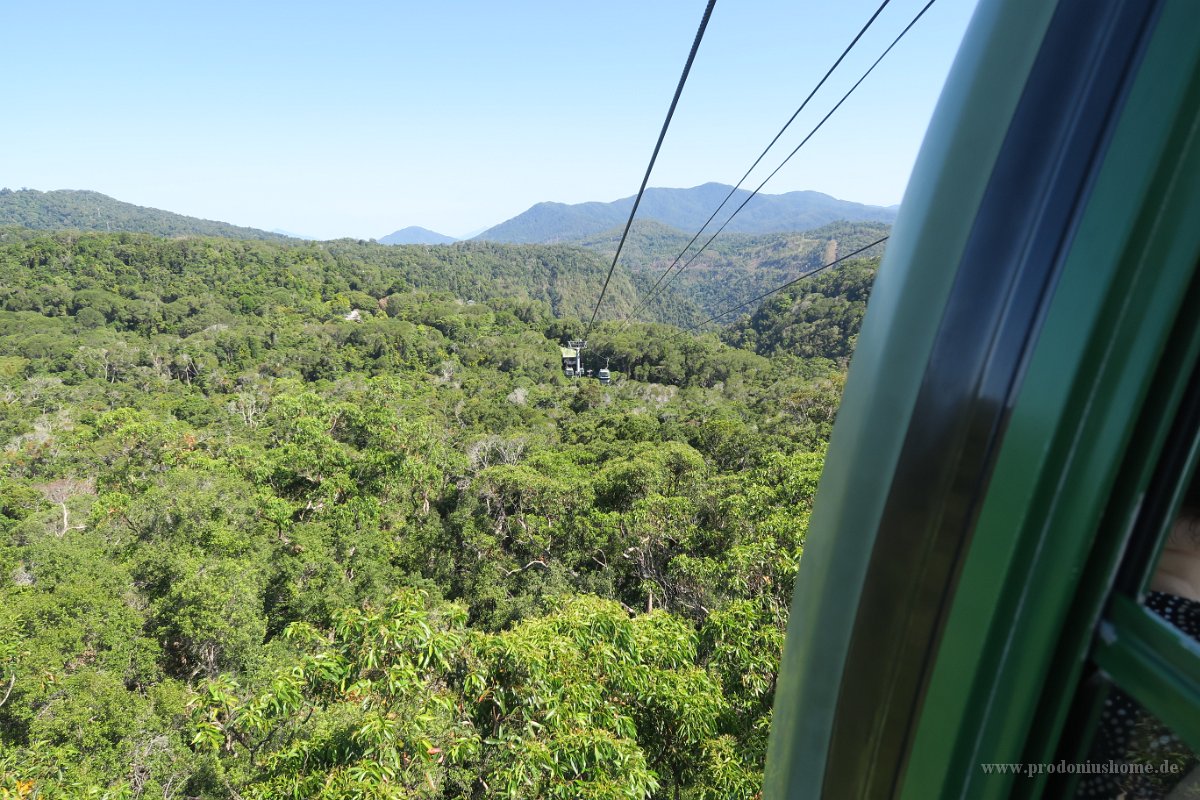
3 184 897 247
472 182 898 243
379 226 459 245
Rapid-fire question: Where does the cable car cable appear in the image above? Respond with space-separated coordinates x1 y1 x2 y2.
622 0 893 327
666 235 888 342
620 237 884 380
626 0 935 328
586 0 718 336
643 3 931 321
617 236 883 384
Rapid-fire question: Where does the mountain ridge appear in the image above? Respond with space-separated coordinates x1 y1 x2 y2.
379 225 458 245
475 182 897 243
0 188 291 241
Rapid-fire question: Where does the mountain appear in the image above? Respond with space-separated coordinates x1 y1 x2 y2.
0 188 290 240
271 228 315 240
475 183 898 243
379 225 458 245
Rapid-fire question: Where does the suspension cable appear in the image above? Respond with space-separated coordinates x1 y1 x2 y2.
663 235 889 343
623 0 893 327
585 0 718 335
630 0 936 326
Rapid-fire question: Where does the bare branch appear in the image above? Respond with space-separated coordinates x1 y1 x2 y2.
503 559 548 577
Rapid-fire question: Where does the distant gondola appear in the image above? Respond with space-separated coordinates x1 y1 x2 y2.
560 344 582 378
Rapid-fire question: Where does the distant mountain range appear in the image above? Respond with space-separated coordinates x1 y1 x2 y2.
0 188 290 240
473 183 898 243
3 185 895 291
271 228 315 240
379 226 458 245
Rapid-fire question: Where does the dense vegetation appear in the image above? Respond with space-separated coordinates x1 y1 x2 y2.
723 257 879 363
578 220 886 329
0 229 664 326
0 188 885 331
0 227 863 799
476 183 896 243
0 190 289 242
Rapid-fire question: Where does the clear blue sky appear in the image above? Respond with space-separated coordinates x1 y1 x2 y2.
1 0 979 240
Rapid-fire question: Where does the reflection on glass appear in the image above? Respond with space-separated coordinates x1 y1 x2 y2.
1149 479 1200 621
1077 479 1200 799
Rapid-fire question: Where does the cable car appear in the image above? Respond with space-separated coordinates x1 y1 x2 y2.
562 340 588 379
561 345 581 378
598 367 611 385
765 0 1200 797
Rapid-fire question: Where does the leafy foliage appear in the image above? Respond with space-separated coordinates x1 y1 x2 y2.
0 224 870 798
724 256 880 363
0 228 672 328
578 220 887 328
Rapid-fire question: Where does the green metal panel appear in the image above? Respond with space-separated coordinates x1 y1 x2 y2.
900 0 1200 796
762 0 1058 795
1095 597 1200 753
1022 268 1200 799
1023 268 1200 798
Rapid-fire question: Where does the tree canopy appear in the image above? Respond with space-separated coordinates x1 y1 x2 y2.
0 225 867 799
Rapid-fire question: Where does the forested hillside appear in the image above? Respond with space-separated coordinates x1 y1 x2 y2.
0 190 289 241
0 229 667 326
0 227 859 799
723 257 879 363
576 219 887 326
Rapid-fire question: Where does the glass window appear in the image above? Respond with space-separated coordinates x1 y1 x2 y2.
1146 479 1200 637
1077 698 1198 799
1077 476 1200 799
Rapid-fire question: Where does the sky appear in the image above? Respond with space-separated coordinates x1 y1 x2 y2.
2 0 980 241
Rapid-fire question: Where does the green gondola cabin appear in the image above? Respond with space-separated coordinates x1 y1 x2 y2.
765 0 1200 797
